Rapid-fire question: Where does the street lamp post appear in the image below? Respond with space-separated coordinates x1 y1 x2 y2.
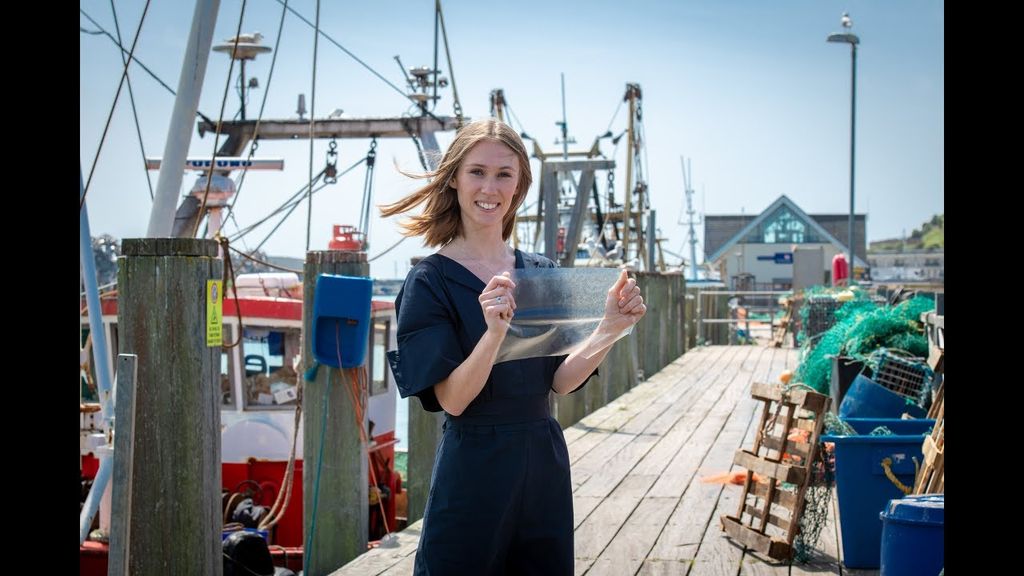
828 13 859 284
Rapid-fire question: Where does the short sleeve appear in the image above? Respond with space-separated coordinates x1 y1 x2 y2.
387 263 464 412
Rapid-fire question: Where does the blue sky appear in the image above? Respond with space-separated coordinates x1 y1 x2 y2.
80 0 943 278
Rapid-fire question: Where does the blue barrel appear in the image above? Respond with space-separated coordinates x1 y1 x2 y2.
822 418 934 569
880 494 944 576
839 374 927 419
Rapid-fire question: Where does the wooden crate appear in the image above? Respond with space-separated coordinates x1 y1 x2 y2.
721 382 831 561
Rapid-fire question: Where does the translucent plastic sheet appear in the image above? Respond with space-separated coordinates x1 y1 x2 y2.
495 267 632 364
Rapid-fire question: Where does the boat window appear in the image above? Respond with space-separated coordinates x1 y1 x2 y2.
241 327 301 410
370 320 390 396
220 325 236 408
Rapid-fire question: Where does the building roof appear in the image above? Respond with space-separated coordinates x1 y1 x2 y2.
704 195 868 268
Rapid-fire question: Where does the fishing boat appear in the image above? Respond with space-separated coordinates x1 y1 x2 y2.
80 232 402 574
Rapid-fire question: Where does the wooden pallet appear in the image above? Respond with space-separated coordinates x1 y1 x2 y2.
721 382 831 561
915 378 944 494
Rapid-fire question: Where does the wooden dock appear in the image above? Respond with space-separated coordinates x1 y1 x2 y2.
334 345 878 575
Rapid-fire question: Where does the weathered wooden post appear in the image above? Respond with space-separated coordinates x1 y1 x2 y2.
302 251 369 575
407 403 443 525
117 238 222 575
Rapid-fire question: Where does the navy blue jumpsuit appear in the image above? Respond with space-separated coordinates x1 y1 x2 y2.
388 249 586 575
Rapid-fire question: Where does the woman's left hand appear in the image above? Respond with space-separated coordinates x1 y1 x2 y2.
600 269 646 334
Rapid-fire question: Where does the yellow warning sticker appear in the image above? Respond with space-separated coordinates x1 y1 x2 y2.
206 280 223 347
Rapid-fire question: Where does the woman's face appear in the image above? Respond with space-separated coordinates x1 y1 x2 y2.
450 140 520 235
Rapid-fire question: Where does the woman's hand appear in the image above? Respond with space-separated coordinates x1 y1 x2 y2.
479 272 516 337
599 269 646 335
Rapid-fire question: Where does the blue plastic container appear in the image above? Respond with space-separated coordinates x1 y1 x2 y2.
839 374 927 419
822 418 934 569
879 494 944 576
843 418 935 436
313 274 373 368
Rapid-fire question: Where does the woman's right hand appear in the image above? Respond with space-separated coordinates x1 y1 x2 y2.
478 272 516 337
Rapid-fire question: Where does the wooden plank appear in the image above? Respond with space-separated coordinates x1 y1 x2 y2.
690 347 795 576
647 347 781 572
639 346 756 485
586 347 769 572
721 516 791 560
573 496 604 530
761 434 811 461
577 346 749 497
578 347 765 572
792 419 817 432
571 347 738 492
562 355 687 446
573 476 649 566
750 382 829 412
733 450 807 485
742 504 791 532
377 555 417 576
749 482 797 510
586 497 677 576
329 522 421 575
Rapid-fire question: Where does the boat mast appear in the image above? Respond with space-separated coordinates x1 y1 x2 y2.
146 0 221 237
680 156 702 281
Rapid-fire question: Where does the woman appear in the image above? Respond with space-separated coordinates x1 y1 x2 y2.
382 118 646 575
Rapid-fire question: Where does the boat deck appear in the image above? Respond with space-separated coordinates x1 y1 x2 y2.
334 345 878 575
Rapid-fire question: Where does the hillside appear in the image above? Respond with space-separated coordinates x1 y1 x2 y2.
870 213 943 251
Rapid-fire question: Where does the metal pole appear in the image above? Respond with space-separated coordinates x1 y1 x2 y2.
647 210 657 272
623 88 635 261
146 0 220 237
239 59 247 121
847 43 857 282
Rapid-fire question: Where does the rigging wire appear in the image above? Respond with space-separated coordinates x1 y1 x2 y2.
108 0 154 201
222 0 292 254
605 98 624 136
273 0 416 106
358 139 379 244
231 156 368 248
80 0 153 211
191 0 250 239
435 0 463 125
305 0 322 252
367 236 408 263
255 177 329 255
79 10 218 127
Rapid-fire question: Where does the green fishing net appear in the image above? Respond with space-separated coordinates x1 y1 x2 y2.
794 293 934 394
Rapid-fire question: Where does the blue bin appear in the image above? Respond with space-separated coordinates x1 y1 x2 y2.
880 494 944 576
843 418 935 436
822 418 934 569
839 374 927 420
313 274 373 368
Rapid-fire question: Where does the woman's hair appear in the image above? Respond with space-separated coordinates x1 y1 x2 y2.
379 118 532 247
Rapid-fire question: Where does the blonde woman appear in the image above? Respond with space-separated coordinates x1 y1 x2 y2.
383 118 645 575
